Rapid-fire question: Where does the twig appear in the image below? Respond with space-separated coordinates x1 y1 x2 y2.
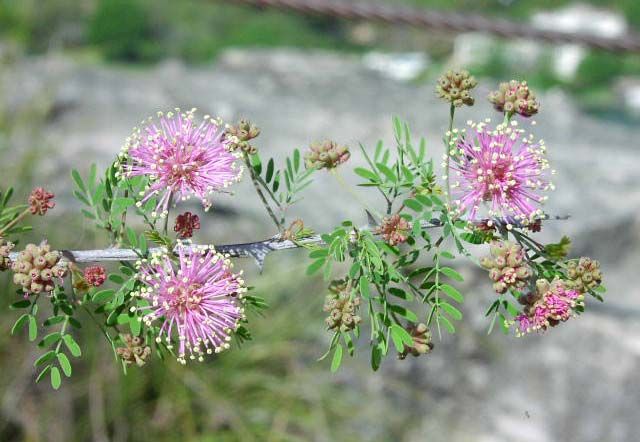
243 153 283 231
7 215 569 270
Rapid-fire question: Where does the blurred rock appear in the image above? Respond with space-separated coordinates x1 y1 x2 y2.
362 51 429 81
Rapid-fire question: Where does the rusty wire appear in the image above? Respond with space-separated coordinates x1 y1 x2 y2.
227 0 640 53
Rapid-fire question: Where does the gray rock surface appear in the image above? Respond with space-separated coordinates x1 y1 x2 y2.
1 49 639 441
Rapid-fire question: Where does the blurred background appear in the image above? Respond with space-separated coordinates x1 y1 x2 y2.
1 0 639 441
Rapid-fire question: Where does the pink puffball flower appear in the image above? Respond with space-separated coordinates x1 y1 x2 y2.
122 108 243 218
135 244 246 364
513 279 583 336
449 120 553 224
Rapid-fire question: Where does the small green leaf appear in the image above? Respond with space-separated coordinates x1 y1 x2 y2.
129 315 142 336
11 314 29 335
71 169 86 193
50 367 62 390
108 274 125 284
63 335 82 357
439 315 456 334
371 345 382 371
34 350 57 367
440 284 464 303
57 353 72 377
38 332 62 348
43 315 65 326
359 276 371 299
376 163 397 183
265 158 275 182
28 315 37 341
331 343 343 373
404 199 422 212
308 249 328 259
440 302 463 321
544 236 572 260
389 304 418 322
126 227 138 247
354 167 379 182
293 149 301 172
306 259 325 275
112 197 134 214
10 300 31 309
391 324 414 350
92 289 115 304
440 267 464 282
36 365 51 384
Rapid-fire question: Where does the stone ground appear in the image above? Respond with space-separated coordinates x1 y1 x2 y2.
1 49 639 441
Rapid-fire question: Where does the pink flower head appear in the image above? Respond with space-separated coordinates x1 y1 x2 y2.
84 265 107 287
450 121 552 224
136 244 245 363
513 279 583 336
29 187 55 216
123 109 243 218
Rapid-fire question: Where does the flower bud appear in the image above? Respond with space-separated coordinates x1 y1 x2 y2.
11 241 66 295
28 187 55 216
489 80 539 117
436 70 478 107
305 141 350 170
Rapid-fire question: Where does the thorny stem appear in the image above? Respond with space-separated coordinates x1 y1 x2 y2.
243 153 283 231
116 189 129 247
0 207 30 237
162 192 173 237
7 216 569 264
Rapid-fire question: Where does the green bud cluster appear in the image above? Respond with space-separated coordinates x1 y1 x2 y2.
226 119 261 154
116 334 152 367
11 242 67 294
323 282 361 332
435 69 478 107
398 323 434 359
304 141 350 170
566 257 602 293
480 241 532 294
0 237 14 271
488 80 539 117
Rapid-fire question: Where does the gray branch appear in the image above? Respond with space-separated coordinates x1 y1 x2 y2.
7 215 569 271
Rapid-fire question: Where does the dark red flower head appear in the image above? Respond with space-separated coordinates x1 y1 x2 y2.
84 265 107 287
28 187 55 216
174 212 201 239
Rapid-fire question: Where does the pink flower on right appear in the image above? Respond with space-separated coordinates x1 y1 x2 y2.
450 121 553 224
513 279 583 336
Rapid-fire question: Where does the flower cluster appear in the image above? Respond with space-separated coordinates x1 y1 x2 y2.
84 265 107 287
323 280 361 332
436 69 478 107
304 140 350 170
11 242 67 294
376 214 410 246
225 119 261 154
398 323 434 359
28 187 55 216
480 241 532 294
116 334 152 367
512 279 584 336
122 109 243 217
566 257 602 293
174 212 201 239
0 237 14 271
489 80 539 118
450 120 552 222
135 244 246 364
